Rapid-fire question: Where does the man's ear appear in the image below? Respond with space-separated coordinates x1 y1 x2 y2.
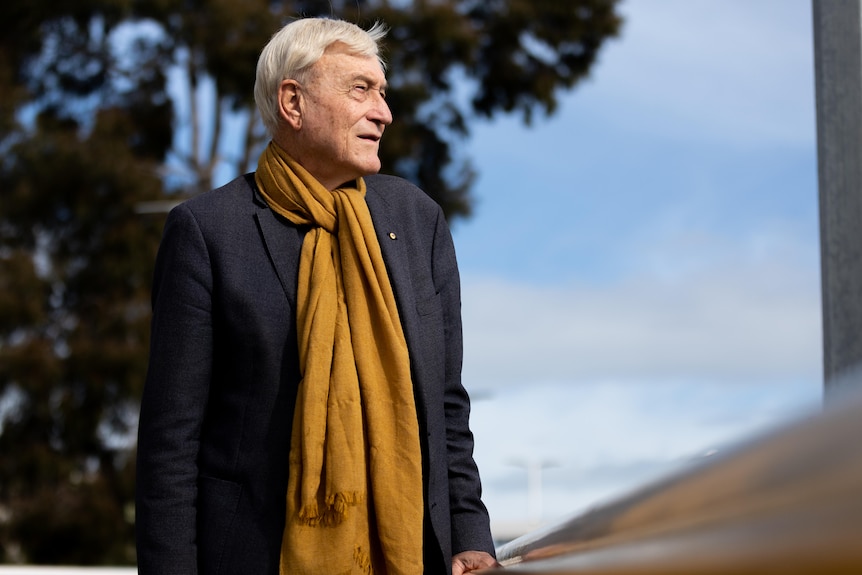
278 79 302 130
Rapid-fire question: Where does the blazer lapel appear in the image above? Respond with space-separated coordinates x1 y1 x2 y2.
252 181 304 311
365 183 430 419
365 184 417 328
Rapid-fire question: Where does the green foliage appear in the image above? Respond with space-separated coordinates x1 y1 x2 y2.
124 0 622 216
0 108 167 562
0 0 620 564
0 4 170 562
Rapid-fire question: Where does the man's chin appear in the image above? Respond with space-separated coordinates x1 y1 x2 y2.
359 161 383 177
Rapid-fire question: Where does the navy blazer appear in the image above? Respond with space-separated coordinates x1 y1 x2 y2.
135 173 494 574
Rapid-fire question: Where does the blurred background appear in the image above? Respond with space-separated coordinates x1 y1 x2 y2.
461 0 820 539
0 0 821 565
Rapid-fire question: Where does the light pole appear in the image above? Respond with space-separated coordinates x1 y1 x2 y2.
510 458 557 527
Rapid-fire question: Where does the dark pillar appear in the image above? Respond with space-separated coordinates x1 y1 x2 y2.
813 0 862 400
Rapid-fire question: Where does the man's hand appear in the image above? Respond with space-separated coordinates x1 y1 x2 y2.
452 550 500 574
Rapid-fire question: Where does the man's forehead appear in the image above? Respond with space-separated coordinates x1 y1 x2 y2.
316 43 385 79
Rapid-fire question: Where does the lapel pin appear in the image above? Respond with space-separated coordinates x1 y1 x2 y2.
388 232 397 240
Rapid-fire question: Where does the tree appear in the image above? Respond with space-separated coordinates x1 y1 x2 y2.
0 0 621 564
0 4 173 564
133 0 622 217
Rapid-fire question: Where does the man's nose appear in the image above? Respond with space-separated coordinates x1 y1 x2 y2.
369 93 393 126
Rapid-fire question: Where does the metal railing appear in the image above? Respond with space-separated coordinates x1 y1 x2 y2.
489 388 862 574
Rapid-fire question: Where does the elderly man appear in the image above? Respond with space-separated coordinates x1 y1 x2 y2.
136 17 498 575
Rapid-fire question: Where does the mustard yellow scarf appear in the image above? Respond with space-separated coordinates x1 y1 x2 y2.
255 142 424 574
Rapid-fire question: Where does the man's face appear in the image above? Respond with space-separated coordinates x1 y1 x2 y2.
290 44 392 190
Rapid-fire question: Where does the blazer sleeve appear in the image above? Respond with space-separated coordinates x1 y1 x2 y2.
432 209 496 558
136 203 214 575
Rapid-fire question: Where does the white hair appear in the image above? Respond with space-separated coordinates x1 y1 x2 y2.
254 18 388 135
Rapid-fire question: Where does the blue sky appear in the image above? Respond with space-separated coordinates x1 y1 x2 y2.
451 0 824 534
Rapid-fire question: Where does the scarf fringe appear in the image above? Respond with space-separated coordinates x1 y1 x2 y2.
298 492 362 527
354 545 372 575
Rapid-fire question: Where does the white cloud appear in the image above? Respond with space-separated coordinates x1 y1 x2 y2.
459 223 824 531
470 379 821 528
461 225 821 390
